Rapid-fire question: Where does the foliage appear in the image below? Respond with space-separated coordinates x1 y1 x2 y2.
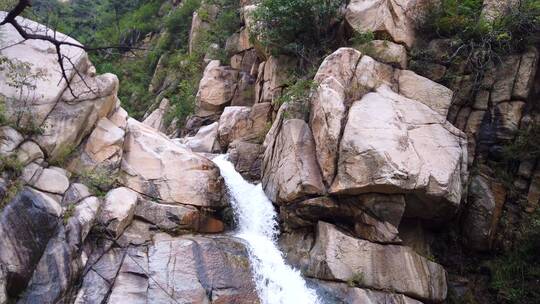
63 203 76 225
419 0 539 61
77 168 117 197
0 180 23 210
250 0 344 58
49 144 76 167
501 122 540 163
416 0 540 99
346 272 365 287
0 155 24 176
486 210 540 303
349 31 375 46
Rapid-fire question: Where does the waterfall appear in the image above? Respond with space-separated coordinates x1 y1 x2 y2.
212 155 320 304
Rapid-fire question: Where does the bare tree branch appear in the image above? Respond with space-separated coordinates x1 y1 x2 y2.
0 0 145 98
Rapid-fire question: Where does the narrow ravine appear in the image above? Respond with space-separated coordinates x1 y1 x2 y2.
212 155 320 304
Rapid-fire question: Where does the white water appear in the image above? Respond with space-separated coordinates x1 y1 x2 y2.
212 155 320 304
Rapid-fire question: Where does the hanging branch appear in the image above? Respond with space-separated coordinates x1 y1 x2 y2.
0 0 144 98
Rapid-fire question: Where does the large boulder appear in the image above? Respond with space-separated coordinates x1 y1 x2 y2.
121 119 224 208
262 118 325 203
331 86 467 220
19 196 101 303
68 116 126 173
134 199 224 233
0 12 88 126
98 187 139 237
345 0 424 48
310 279 422 304
33 73 119 160
217 103 272 148
146 234 259 303
305 222 447 302
0 188 61 297
310 48 454 186
196 60 239 116
177 122 221 153
142 98 170 133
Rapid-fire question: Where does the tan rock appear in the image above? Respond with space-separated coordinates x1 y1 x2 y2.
491 55 520 103
495 101 526 140
262 119 325 203
331 86 467 220
0 12 88 126
256 55 296 103
306 222 447 302
513 48 538 100
108 103 129 130
482 0 519 21
231 71 256 106
312 280 423 304
15 141 44 166
178 122 220 153
396 69 454 117
218 103 272 148
85 117 125 165
358 40 408 69
142 98 170 133
196 61 239 115
189 5 218 54
27 167 70 195
121 119 223 207
345 0 422 48
310 48 395 184
98 187 138 237
0 127 24 156
228 140 264 182
34 73 119 159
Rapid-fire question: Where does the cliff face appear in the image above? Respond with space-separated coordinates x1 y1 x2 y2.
0 0 539 303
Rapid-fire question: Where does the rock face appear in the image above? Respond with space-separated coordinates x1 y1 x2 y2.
332 86 467 220
311 280 423 304
142 98 170 133
121 118 223 208
0 188 61 296
345 0 423 48
196 60 239 116
75 233 258 304
304 222 447 302
262 119 325 203
98 187 138 237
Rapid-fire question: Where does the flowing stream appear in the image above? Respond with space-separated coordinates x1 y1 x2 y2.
212 155 320 304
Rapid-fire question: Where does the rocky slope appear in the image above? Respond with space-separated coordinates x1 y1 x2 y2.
0 0 539 303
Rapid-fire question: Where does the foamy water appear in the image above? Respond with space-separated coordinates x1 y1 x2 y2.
212 155 320 304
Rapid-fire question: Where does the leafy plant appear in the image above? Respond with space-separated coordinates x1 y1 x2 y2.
346 272 365 287
77 168 118 198
486 210 540 303
250 0 345 58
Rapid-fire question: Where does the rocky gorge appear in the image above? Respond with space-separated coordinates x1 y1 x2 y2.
0 0 539 303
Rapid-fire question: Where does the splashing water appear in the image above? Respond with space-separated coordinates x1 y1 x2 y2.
212 155 320 304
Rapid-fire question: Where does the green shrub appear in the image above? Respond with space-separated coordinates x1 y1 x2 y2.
164 0 202 51
0 155 24 176
486 211 540 303
77 168 118 198
346 272 365 287
418 0 540 56
251 0 345 57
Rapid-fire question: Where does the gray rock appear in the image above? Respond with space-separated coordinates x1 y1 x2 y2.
74 247 126 304
0 188 61 297
147 234 259 303
18 196 101 303
310 279 422 304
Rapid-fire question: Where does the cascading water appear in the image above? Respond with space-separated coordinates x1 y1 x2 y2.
212 155 320 304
